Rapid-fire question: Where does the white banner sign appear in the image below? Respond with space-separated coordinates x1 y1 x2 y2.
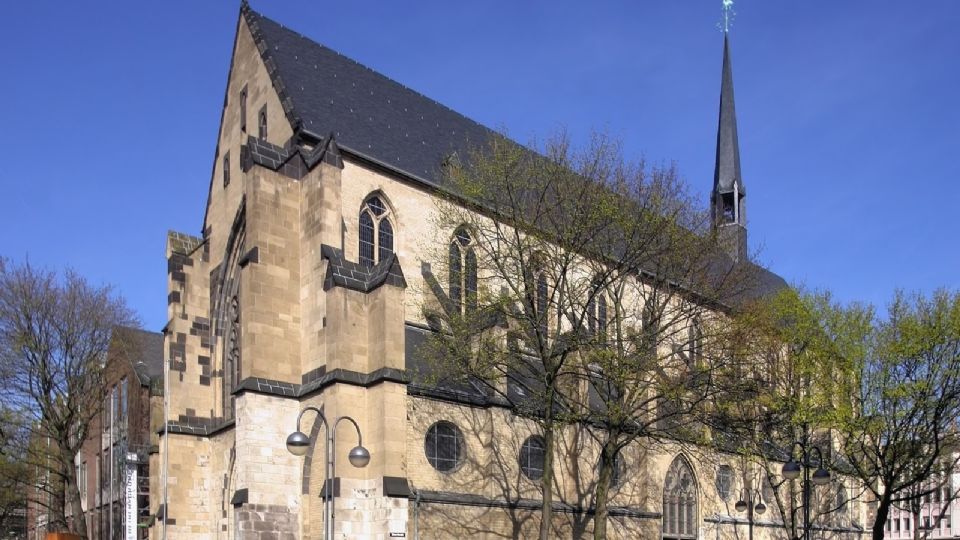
125 453 137 540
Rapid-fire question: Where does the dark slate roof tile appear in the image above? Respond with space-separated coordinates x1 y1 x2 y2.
320 244 407 293
244 6 494 189
112 327 165 386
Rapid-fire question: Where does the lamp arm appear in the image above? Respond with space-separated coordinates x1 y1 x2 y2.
334 415 363 446
296 406 329 434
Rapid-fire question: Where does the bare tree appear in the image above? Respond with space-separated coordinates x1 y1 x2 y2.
565 195 761 539
418 132 759 539
0 258 138 537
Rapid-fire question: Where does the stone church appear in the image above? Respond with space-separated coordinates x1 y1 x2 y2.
151 3 867 539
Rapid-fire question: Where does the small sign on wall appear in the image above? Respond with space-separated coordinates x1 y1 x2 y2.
389 534 406 538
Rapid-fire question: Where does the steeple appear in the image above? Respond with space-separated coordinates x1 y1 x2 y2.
711 31 748 262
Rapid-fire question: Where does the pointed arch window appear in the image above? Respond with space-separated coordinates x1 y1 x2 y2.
642 295 660 356
536 271 548 337
519 435 546 481
687 318 704 366
586 280 609 338
663 456 698 540
359 195 394 267
720 192 736 223
258 105 268 140
449 227 477 314
522 254 551 340
223 152 231 188
239 85 248 134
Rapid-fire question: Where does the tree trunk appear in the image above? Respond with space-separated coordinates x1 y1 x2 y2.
48 462 69 533
592 440 616 540
62 451 88 538
539 410 555 540
873 494 892 540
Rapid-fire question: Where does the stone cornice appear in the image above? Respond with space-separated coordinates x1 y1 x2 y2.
414 490 660 519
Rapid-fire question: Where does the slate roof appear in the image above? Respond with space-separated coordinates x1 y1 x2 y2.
320 244 407 293
243 5 494 188
111 327 165 386
713 34 744 196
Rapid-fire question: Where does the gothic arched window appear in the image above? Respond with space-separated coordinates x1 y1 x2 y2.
258 105 268 140
223 152 230 188
521 254 550 339
586 280 609 338
663 456 698 540
359 195 394 267
688 318 704 366
536 270 548 338
239 85 248 133
642 295 660 356
449 227 477 314
715 465 732 501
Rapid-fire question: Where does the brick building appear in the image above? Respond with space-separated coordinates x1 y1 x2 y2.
150 3 868 539
77 327 163 540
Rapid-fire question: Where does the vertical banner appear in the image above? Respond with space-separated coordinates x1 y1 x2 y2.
125 453 138 540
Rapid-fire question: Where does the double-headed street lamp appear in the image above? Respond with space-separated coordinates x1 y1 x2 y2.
286 407 370 540
781 441 831 540
735 475 767 540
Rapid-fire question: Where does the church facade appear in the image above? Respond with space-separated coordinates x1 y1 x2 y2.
150 4 867 539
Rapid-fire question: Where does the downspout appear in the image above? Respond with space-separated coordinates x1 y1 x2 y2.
109 390 114 540
412 488 421 540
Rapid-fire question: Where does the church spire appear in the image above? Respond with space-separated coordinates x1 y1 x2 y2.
711 25 748 262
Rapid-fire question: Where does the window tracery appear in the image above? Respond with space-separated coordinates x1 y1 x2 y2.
359 195 394 267
449 227 477 314
663 456 698 540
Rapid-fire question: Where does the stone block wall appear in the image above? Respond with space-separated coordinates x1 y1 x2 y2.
235 504 297 540
234 393 302 510
165 231 216 424
161 434 215 540
243 169 302 383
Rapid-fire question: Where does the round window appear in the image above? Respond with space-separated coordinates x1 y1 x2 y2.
424 421 465 472
519 436 546 481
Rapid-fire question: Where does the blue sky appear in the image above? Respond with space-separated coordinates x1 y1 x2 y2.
1 1 957 331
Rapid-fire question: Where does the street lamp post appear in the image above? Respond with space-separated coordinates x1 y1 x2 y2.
735 476 767 540
286 406 371 540
781 441 831 540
